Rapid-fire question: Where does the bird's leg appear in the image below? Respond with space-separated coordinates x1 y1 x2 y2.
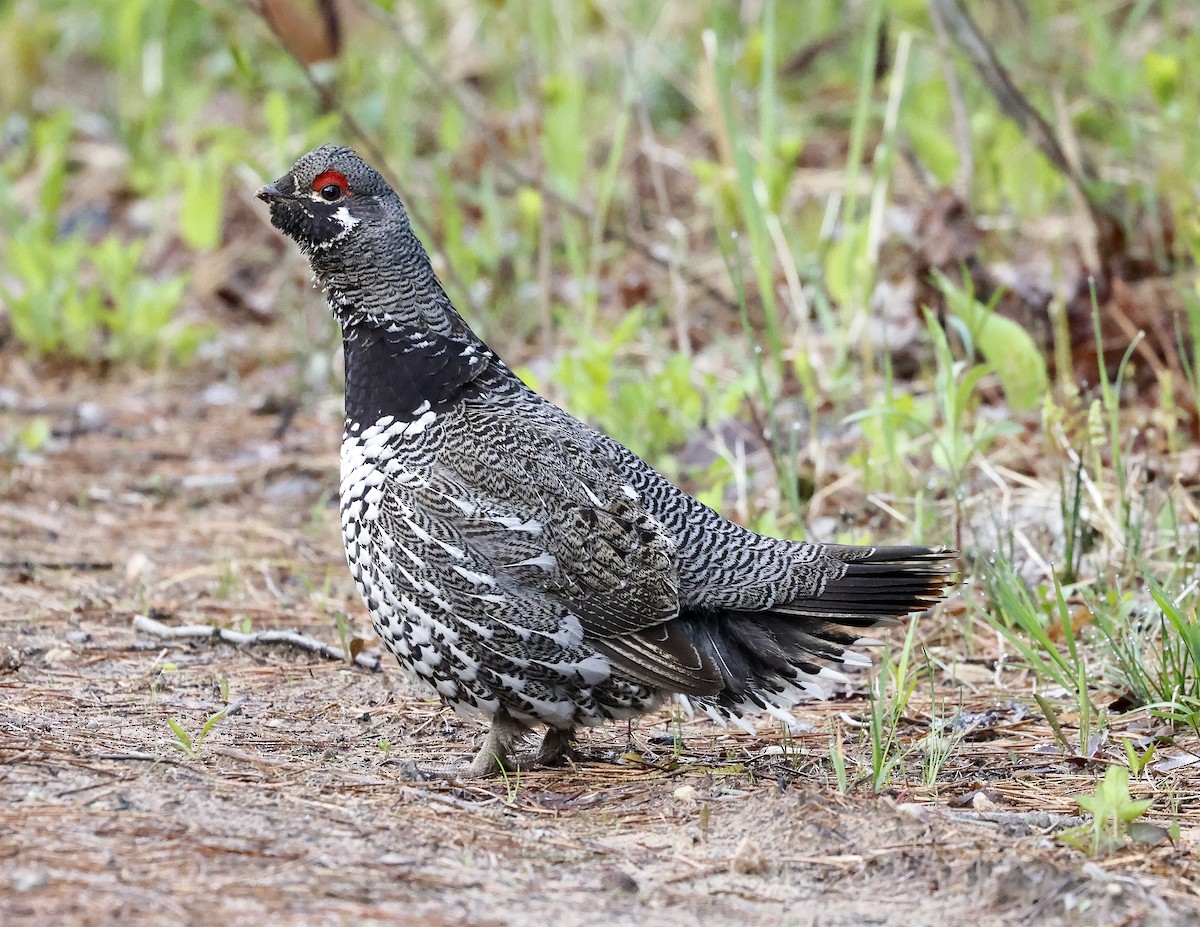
461 709 529 778
508 726 578 769
535 727 577 766
393 709 529 781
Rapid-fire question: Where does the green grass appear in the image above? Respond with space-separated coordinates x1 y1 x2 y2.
866 614 921 790
0 110 204 365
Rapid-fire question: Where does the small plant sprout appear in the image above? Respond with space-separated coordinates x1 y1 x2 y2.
1034 693 1074 755
1060 766 1154 857
334 611 366 664
149 661 178 705
829 723 849 794
670 708 686 761
921 670 966 791
1122 738 1156 778
867 615 922 791
166 707 230 759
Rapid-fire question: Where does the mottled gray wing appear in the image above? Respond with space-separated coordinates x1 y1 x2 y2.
423 417 722 695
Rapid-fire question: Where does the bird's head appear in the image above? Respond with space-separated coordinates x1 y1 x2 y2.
257 145 402 260
259 145 471 340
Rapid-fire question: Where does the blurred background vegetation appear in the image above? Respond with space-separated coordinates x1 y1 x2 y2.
3 0 1199 607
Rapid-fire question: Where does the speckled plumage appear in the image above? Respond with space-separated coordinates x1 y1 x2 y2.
259 146 956 777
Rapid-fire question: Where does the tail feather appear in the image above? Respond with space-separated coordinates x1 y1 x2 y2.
779 544 957 620
684 544 957 721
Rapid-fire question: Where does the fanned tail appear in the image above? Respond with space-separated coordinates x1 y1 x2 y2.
681 545 958 727
773 544 958 621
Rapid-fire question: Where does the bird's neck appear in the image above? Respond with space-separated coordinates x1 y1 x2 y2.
341 317 498 428
315 226 499 427
315 224 474 339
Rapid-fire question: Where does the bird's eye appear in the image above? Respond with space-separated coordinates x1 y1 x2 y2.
311 169 351 202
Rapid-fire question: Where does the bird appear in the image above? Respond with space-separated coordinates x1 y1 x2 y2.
257 145 956 778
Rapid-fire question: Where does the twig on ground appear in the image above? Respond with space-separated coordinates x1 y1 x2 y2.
0 560 114 571
132 613 381 671
90 752 185 766
946 809 1085 831
903 802 1085 832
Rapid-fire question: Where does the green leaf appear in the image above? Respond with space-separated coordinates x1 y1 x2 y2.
180 155 222 251
198 707 229 743
1143 52 1180 106
19 418 52 453
1076 766 1151 823
935 271 1049 411
166 718 194 754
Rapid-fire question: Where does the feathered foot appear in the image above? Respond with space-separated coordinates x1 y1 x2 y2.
525 726 578 767
393 712 580 780
392 709 530 780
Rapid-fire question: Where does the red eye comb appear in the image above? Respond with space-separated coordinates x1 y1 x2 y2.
312 170 351 194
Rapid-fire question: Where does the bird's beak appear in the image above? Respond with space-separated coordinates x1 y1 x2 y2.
257 172 297 204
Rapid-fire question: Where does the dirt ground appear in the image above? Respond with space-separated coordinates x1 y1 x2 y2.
3 363 1199 927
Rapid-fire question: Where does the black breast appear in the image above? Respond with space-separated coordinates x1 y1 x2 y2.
342 324 499 427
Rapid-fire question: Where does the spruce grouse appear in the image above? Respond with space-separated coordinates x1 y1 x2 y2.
258 145 956 777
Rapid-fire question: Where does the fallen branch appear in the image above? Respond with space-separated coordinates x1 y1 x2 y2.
132 613 381 672
947 809 1085 831
901 802 1084 832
